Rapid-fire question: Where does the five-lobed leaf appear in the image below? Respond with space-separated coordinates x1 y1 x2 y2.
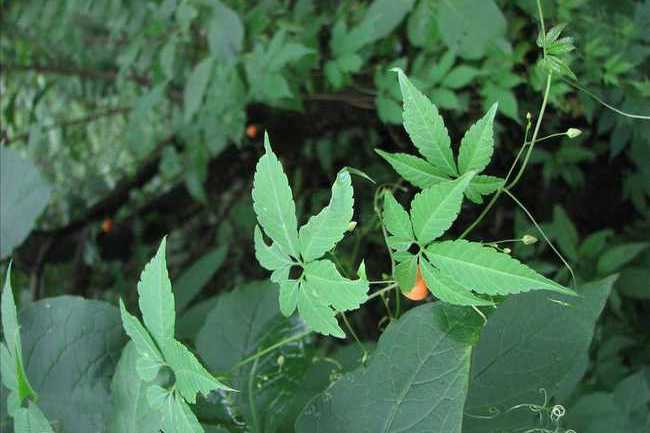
254 225 294 271
425 240 575 296
299 170 354 262
392 67 457 176
303 259 368 312
252 133 301 259
410 172 475 244
457 102 498 174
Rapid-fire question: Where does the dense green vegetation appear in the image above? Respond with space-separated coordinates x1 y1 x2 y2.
1 0 649 432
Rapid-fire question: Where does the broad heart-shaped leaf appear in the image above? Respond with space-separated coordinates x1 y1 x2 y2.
119 300 165 381
20 296 126 433
392 67 457 176
457 103 498 174
299 170 354 261
196 282 313 433
425 240 574 296
375 149 450 189
0 146 52 259
383 191 413 240
410 172 474 244
137 238 175 346
295 303 473 433
13 401 53 433
110 342 164 433
462 277 615 433
420 258 494 306
252 134 300 259
465 175 504 204
254 225 294 271
160 338 233 404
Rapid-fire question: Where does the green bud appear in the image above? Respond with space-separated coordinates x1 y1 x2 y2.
522 234 538 245
566 128 582 138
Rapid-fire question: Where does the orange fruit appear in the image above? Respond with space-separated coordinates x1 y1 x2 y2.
101 217 113 233
404 265 429 301
246 124 258 139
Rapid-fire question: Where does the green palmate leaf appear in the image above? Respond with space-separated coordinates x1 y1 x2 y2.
410 173 475 244
298 283 344 338
296 303 473 433
252 134 300 259
420 258 494 306
375 149 450 189
303 260 368 312
392 67 457 176
137 238 175 346
457 102 498 174
299 170 354 261
463 277 615 433
184 57 214 122
394 253 418 293
110 342 164 433
20 296 125 433
13 402 53 433
254 225 294 271
119 300 164 381
382 191 413 240
425 240 574 296
160 339 233 404
465 175 504 204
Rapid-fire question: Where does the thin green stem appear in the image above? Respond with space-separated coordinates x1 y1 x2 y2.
367 283 398 301
232 330 312 370
248 358 260 433
341 312 367 355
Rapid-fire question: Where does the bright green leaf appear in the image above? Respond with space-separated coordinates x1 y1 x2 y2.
119 300 164 382
254 225 294 271
382 191 413 240
457 103 498 174
393 67 457 176
420 259 494 306
410 173 474 244
13 402 53 433
425 240 574 296
375 149 450 189
465 174 504 204
303 260 368 313
252 134 301 259
394 254 418 293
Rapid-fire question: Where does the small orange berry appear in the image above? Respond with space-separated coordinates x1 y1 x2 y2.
101 217 113 233
246 124 258 139
404 265 429 301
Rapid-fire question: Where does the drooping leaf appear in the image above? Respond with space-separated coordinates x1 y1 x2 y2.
137 238 175 346
110 342 163 433
457 103 498 174
0 147 51 259
463 277 615 433
420 258 494 306
410 173 474 244
299 170 354 261
184 57 214 122
295 303 473 433
425 240 574 296
252 134 301 259
20 296 126 433
174 245 229 313
375 149 450 189
382 191 413 241
392 67 457 176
